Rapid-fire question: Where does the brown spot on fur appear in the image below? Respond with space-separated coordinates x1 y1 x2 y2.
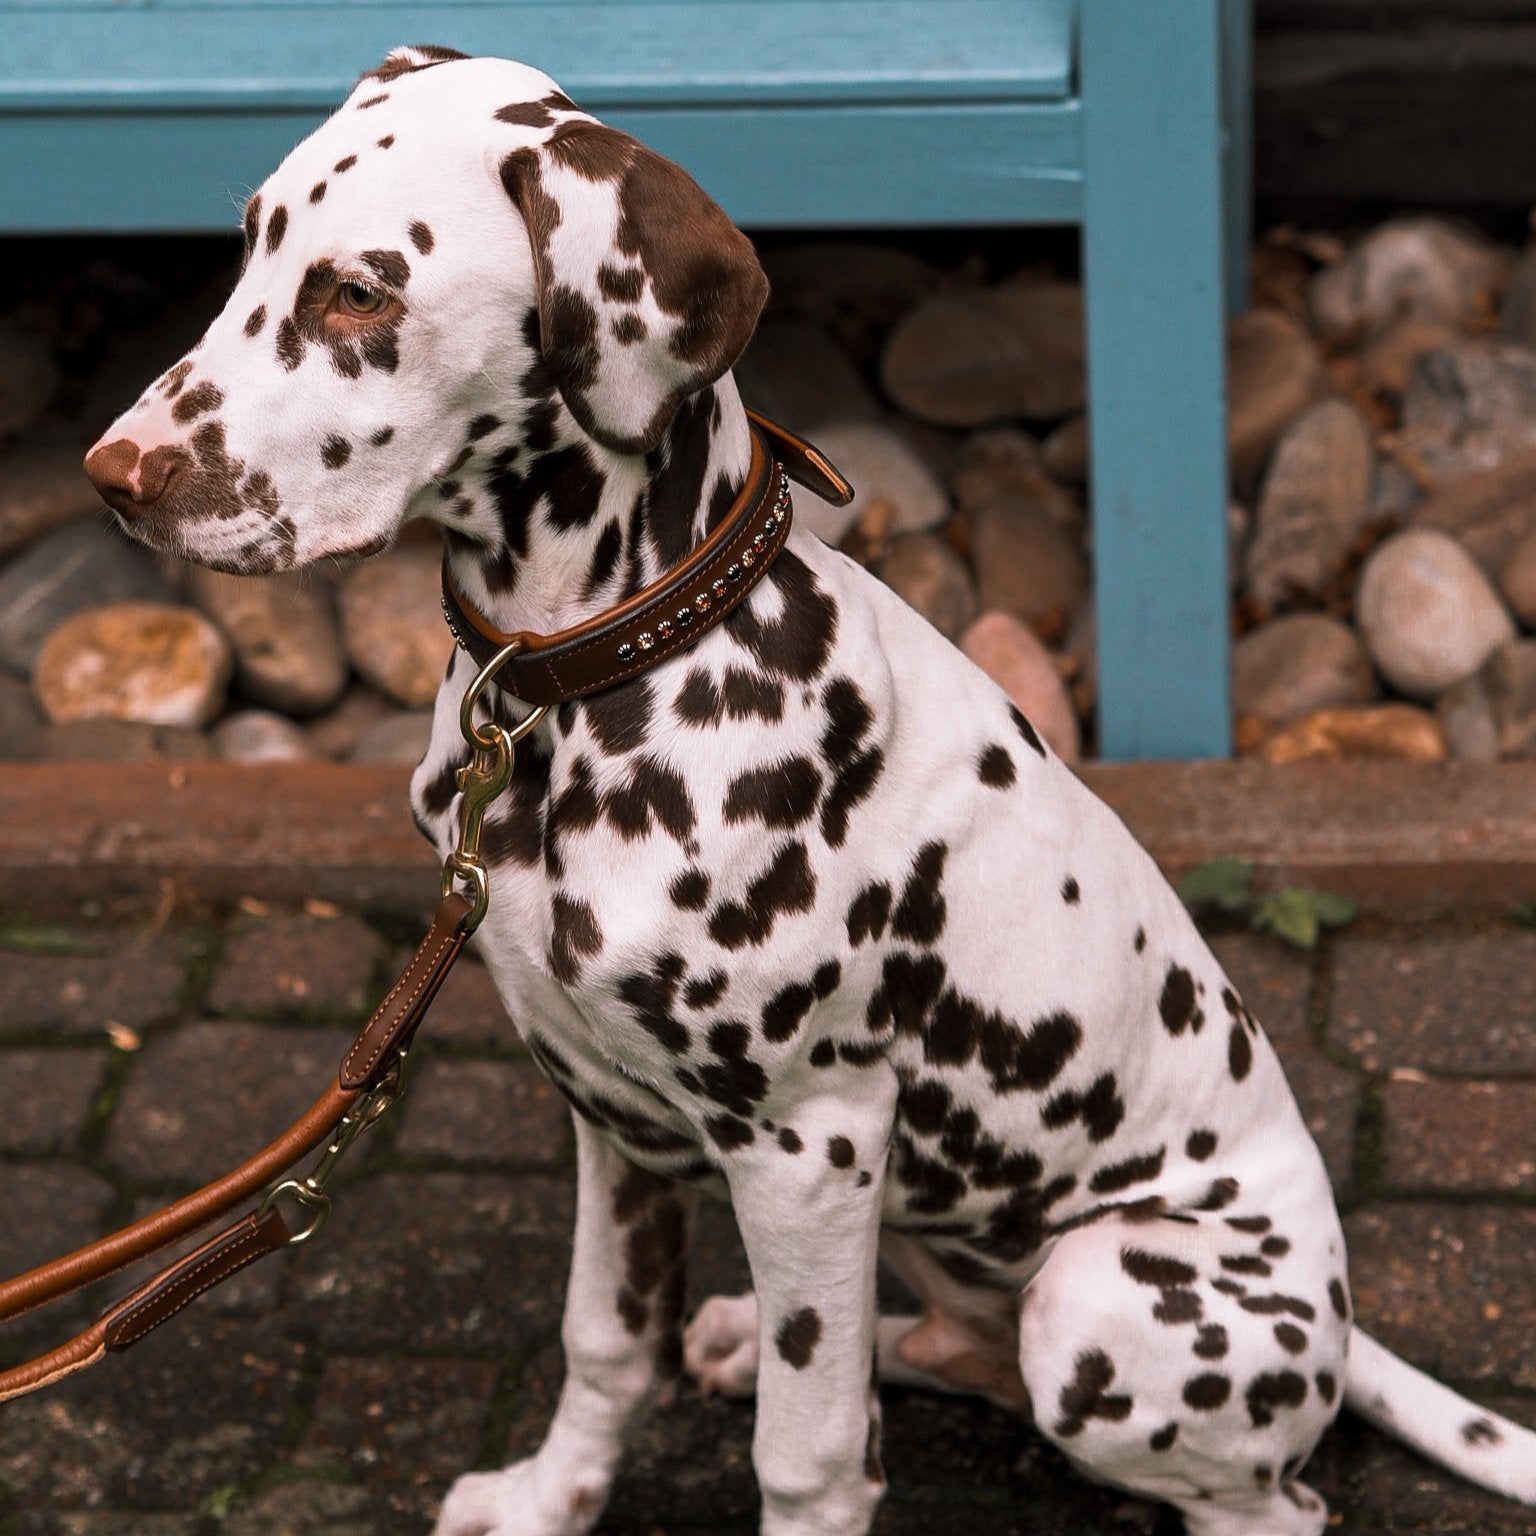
1329 1278 1349 1320
242 195 262 261
762 982 815 1043
1194 1324 1229 1359
670 867 710 911
1246 1370 1307 1427
707 841 816 950
978 744 1016 787
705 1113 754 1151
598 263 645 302
1274 1323 1308 1355
546 120 635 181
1159 965 1198 1035
612 313 648 345
726 549 837 683
775 1306 822 1368
1120 1248 1197 1289
158 359 194 399
171 382 223 424
265 204 288 255
362 248 411 289
685 969 726 1010
1055 1349 1132 1437
846 882 892 947
1229 1020 1254 1080
1090 1148 1165 1196
723 757 823 830
495 99 556 128
549 894 603 982
1183 1373 1231 1410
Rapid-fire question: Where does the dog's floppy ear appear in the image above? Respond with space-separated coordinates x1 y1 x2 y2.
500 121 769 455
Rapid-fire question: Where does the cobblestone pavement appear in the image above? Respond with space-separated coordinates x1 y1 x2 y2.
2 892 1536 1536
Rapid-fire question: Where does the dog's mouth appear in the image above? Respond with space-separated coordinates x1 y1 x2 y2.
108 502 397 577
107 505 283 577
316 531 396 568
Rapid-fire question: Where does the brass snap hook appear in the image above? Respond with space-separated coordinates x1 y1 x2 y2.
259 1062 404 1246
443 641 547 930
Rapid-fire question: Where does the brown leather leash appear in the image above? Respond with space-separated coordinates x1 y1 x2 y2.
0 410 850 1404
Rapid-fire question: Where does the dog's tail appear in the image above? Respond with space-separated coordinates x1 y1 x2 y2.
1345 1326 1536 1502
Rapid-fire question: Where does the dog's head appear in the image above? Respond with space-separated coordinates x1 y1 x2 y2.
85 46 768 573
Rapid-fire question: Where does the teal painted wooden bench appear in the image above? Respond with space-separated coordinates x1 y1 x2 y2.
0 0 1249 759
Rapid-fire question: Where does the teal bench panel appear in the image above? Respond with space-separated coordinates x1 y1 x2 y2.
0 103 1083 232
3 1 1072 107
0 1 1078 230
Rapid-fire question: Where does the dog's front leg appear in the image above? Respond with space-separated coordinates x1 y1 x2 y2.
433 1116 694 1536
728 1081 894 1536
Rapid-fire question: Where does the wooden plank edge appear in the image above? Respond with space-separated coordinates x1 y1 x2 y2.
0 760 1534 909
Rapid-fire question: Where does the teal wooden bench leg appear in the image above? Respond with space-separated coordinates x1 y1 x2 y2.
1080 0 1233 760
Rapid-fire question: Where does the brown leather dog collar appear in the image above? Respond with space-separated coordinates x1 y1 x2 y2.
441 409 853 704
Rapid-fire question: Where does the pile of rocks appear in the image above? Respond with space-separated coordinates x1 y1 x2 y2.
1228 219 1536 763
5 216 1536 765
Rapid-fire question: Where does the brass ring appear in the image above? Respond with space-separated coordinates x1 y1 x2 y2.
457 640 549 751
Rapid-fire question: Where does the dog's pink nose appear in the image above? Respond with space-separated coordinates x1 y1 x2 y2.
84 438 184 517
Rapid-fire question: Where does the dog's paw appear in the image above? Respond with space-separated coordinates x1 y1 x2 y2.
431 1461 603 1536
684 1291 761 1398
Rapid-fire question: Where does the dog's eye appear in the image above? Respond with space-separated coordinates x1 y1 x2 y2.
338 280 387 316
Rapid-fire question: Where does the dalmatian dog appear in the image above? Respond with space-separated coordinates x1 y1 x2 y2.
84 46 1536 1536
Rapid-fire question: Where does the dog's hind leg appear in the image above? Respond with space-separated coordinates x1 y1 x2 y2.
685 1290 763 1397
433 1117 694 1536
1016 1210 1347 1536
687 1230 1028 1410
686 1295 986 1401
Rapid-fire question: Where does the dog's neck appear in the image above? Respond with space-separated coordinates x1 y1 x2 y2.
438 377 754 642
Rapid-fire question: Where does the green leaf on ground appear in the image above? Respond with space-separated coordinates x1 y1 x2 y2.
1252 887 1358 951
1305 889 1359 929
1512 900 1536 929
1175 855 1254 915
202 1483 244 1521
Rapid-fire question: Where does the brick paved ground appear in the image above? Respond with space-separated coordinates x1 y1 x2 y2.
2 892 1536 1535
